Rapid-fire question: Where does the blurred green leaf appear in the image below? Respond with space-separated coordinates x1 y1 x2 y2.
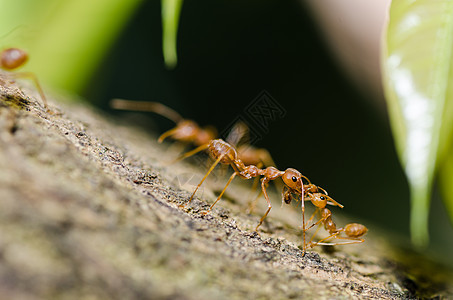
0 0 143 93
440 147 453 226
162 0 183 69
382 1 453 246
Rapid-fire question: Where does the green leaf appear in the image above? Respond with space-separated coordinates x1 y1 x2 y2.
382 0 453 247
440 147 453 226
162 0 183 69
0 0 143 93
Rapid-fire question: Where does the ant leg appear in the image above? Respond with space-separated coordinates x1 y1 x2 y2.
110 99 183 123
158 127 179 143
303 209 328 246
204 172 238 213
305 209 321 230
186 151 225 205
169 143 209 164
308 232 340 248
315 237 365 246
309 232 365 247
301 175 311 185
7 72 48 111
255 179 272 232
301 180 306 254
246 161 263 213
308 221 324 246
315 223 367 246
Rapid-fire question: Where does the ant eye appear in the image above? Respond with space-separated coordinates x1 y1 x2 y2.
320 196 325 200
292 176 297 182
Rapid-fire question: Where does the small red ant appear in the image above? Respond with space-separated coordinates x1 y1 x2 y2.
282 181 344 252
305 206 368 249
0 48 48 111
110 99 217 147
284 190 367 251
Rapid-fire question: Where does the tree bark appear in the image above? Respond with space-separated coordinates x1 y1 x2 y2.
0 74 452 299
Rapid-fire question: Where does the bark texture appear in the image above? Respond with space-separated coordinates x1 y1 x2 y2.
0 73 452 299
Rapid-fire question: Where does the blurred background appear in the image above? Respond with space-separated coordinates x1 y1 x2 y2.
1 0 452 262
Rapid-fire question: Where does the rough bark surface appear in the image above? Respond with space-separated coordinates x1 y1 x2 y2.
1 73 452 299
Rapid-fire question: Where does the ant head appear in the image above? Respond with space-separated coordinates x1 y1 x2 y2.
1 48 28 70
281 168 304 191
307 193 329 208
173 120 199 141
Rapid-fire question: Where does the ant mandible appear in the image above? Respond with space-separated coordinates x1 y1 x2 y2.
0 48 48 111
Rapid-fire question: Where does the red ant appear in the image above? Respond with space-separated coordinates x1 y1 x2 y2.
284 190 367 251
110 99 217 147
0 48 48 111
183 139 310 233
282 182 344 252
110 99 277 169
305 206 368 249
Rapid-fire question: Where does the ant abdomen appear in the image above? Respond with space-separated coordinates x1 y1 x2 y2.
344 223 368 238
209 139 237 163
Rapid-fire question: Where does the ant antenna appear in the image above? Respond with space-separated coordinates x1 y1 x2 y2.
0 25 29 41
